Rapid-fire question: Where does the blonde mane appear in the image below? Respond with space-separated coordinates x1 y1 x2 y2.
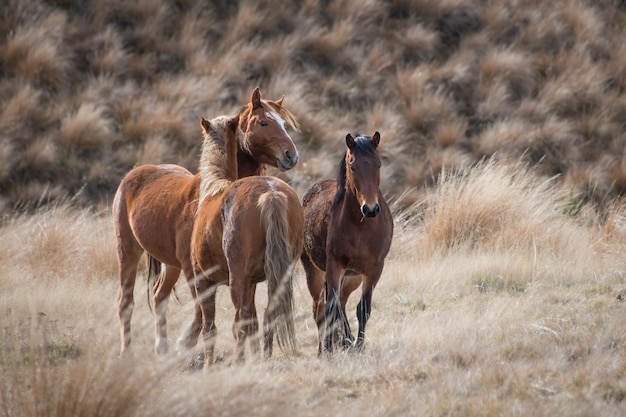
198 116 237 207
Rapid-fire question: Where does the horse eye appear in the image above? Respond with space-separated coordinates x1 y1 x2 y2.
349 164 355 172
260 121 268 127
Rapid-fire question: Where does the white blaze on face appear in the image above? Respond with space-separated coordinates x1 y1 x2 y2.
265 110 298 161
266 111 289 138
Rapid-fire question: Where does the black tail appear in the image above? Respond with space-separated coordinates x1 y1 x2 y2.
145 255 182 314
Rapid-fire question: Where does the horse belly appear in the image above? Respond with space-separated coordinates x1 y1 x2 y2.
128 204 182 267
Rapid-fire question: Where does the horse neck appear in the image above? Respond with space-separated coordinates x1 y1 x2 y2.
236 109 262 178
236 148 265 177
198 129 238 205
333 162 365 224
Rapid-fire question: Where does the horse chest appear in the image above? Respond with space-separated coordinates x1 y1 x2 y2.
328 222 378 261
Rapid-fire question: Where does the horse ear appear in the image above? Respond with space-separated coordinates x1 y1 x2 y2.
346 133 356 150
372 131 380 147
251 87 262 109
228 113 240 131
274 96 285 107
200 117 211 134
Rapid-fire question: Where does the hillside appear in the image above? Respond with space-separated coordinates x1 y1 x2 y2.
2 0 626 213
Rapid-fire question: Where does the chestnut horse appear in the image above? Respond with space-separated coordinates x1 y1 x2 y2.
190 117 304 367
112 88 300 356
300 132 393 354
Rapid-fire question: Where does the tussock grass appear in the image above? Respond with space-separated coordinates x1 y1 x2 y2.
2 0 626 210
2 1 626 412
3 158 626 415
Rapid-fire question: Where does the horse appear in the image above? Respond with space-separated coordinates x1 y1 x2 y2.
300 132 393 355
112 87 300 356
190 115 304 367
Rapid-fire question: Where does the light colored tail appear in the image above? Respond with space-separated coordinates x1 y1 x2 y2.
257 190 297 355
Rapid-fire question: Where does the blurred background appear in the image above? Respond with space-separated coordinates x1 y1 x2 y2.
1 0 626 214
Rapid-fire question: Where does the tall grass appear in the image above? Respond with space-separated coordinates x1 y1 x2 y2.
2 0 626 413
2 158 626 415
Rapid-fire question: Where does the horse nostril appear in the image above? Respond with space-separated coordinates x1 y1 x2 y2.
284 150 298 165
362 203 380 218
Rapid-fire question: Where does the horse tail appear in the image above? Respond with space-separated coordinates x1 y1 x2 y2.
146 255 182 313
146 255 160 313
257 190 297 355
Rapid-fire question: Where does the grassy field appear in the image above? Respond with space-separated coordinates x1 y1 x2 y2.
2 159 626 416
2 0 626 415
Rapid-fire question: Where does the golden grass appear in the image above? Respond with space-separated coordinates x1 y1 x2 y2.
2 160 626 416
2 1 626 411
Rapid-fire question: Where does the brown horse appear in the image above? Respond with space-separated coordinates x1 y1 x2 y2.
112 88 300 356
190 118 304 367
300 132 393 354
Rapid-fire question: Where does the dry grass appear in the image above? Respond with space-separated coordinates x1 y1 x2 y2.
2 160 626 416
2 1 626 413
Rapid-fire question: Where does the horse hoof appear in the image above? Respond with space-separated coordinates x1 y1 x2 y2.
341 334 355 350
354 339 365 352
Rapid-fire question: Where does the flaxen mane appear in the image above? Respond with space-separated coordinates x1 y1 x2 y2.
198 116 236 207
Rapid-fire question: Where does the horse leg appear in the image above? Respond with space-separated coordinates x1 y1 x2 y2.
355 268 382 351
355 291 372 351
247 284 263 359
339 275 362 349
153 265 180 355
116 235 143 356
177 265 203 350
323 259 347 354
230 276 253 363
301 253 325 356
195 274 218 368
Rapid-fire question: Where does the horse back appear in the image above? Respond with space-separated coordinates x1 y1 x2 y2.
301 179 337 271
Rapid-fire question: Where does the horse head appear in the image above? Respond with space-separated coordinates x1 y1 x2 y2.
239 87 300 172
345 132 382 218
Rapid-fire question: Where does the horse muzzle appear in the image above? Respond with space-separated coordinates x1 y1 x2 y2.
276 150 299 171
361 202 380 218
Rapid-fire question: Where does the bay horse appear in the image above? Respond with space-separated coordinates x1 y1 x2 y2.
190 116 303 367
112 88 300 356
300 132 393 355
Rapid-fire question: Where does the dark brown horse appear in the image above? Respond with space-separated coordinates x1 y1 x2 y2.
190 119 303 367
300 132 393 354
112 88 300 356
